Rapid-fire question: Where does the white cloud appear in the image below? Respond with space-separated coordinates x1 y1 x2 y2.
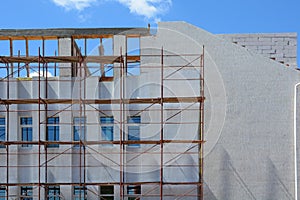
30 71 54 78
51 0 172 19
78 14 91 23
118 0 172 19
52 0 96 11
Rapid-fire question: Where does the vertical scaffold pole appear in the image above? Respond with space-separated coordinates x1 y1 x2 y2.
119 47 124 200
6 62 10 199
160 47 164 200
199 46 205 200
38 47 42 200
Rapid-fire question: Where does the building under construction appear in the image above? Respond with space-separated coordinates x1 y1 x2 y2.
0 21 299 200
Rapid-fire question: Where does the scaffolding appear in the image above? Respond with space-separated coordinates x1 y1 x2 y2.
0 29 205 199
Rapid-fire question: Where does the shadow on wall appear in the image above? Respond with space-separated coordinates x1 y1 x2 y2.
266 157 293 200
220 147 256 200
210 147 294 200
203 181 218 200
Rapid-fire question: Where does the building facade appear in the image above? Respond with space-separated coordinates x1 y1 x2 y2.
0 22 299 199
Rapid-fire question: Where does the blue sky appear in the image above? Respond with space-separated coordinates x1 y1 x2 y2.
0 0 299 63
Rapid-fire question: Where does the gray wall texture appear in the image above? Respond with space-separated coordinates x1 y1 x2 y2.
0 21 300 200
219 33 297 68
149 21 300 200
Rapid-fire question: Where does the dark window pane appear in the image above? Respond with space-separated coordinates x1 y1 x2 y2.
21 186 33 200
102 197 114 200
21 117 32 125
127 185 141 194
101 186 114 194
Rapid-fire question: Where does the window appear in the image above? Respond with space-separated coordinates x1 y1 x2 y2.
46 117 59 148
0 118 5 148
127 37 140 56
100 63 114 81
127 185 141 200
100 186 114 200
73 186 86 200
20 186 33 200
73 117 86 147
126 37 140 76
100 117 114 146
127 62 140 76
103 64 114 77
128 116 141 147
47 186 60 200
0 187 5 200
21 117 33 147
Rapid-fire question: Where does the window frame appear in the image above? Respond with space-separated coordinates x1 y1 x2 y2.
99 185 114 200
127 185 141 200
127 116 141 147
100 116 114 146
0 186 6 200
73 186 87 200
73 117 86 148
126 37 141 76
46 186 60 200
20 186 33 200
0 117 5 148
46 117 60 148
20 117 33 147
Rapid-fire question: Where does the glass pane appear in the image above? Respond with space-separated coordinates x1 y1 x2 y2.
100 186 114 194
73 126 85 141
128 126 140 147
47 127 59 141
0 127 5 141
21 186 33 200
22 127 32 147
128 127 139 138
73 186 86 200
48 186 60 200
127 38 140 55
22 128 32 141
21 117 32 125
47 117 59 124
128 116 140 124
47 125 59 148
127 185 141 194
74 117 85 124
101 127 113 141
127 62 140 76
0 118 5 125
100 117 114 124
102 197 114 200
104 64 114 77
0 187 5 200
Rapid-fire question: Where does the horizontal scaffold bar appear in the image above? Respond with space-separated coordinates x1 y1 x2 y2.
0 139 205 146
0 182 203 187
0 55 140 64
0 97 205 105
